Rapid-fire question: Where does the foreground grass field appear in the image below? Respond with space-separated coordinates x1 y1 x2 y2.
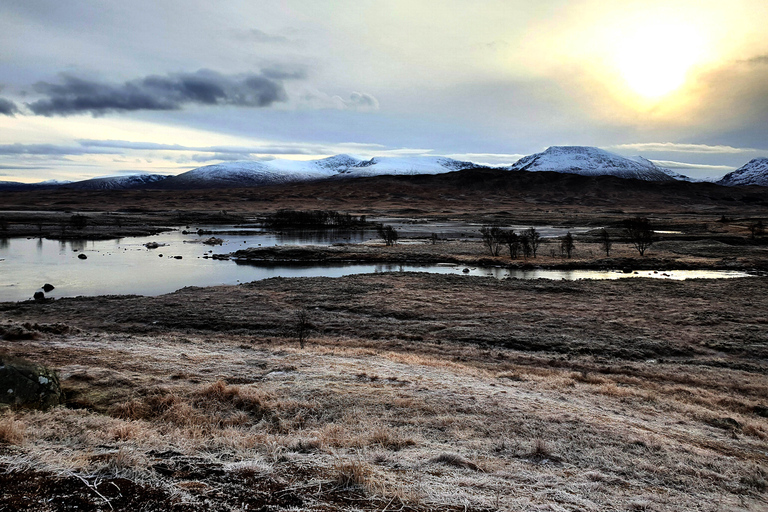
1 274 767 511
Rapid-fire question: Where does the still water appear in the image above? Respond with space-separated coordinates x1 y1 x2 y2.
0 227 754 302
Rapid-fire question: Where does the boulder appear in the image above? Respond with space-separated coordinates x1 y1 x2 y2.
42 284 55 292
33 291 45 302
0 355 62 410
78 253 87 260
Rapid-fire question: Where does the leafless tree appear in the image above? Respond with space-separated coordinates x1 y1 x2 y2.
623 217 654 256
480 226 503 256
525 227 541 258
377 224 398 246
293 308 311 349
599 228 612 257
748 220 764 239
560 232 575 258
502 230 521 259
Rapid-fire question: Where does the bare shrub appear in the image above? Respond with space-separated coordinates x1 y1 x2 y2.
529 438 551 459
293 308 311 349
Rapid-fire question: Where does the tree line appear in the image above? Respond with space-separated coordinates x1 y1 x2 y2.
264 209 369 229
479 217 656 258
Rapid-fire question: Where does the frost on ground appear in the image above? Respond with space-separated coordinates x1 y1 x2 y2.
0 273 767 511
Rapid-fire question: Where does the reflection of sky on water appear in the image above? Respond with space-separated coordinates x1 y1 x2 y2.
0 225 754 302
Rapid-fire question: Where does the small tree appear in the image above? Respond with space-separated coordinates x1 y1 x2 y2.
377 224 398 246
525 227 541 258
293 308 311 349
623 217 654 256
480 226 504 256
520 233 532 258
560 232 575 258
748 220 765 239
502 230 521 259
70 214 88 230
599 228 612 257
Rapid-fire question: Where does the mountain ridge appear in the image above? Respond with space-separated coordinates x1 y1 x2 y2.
717 158 768 187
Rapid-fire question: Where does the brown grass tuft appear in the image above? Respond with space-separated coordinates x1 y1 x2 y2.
333 458 373 489
430 453 480 471
0 415 25 445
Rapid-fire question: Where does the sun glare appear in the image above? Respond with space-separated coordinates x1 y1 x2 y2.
612 23 705 99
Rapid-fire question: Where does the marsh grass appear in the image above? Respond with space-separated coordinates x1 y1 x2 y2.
2 274 768 510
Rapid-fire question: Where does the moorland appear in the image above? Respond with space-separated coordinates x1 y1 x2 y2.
1 168 767 511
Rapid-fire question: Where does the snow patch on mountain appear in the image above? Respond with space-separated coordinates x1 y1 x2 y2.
160 155 477 188
67 173 170 190
507 146 679 181
717 158 768 186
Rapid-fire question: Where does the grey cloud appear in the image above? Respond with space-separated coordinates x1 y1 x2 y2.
245 29 293 45
262 66 308 80
0 98 19 115
78 139 317 155
740 55 768 66
0 143 119 156
27 69 289 116
190 153 254 162
348 92 379 110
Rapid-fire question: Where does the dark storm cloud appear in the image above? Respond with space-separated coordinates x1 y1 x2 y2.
0 98 19 115
27 69 290 116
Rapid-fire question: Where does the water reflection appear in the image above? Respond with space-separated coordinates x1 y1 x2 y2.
0 226 757 303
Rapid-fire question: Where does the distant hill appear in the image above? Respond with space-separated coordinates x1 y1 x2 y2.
718 158 768 187
0 149 713 192
64 174 171 190
507 146 683 182
153 155 478 189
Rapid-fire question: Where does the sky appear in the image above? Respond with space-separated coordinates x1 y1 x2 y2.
1 0 768 183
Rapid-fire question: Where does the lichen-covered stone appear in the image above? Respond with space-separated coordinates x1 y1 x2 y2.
0 355 62 410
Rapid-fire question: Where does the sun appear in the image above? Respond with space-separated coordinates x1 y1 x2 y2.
611 23 705 99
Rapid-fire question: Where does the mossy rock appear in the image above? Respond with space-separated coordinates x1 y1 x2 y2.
0 355 62 410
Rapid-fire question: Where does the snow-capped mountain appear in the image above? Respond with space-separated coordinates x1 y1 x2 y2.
333 156 476 177
156 159 338 189
717 158 768 186
157 155 477 189
66 173 170 190
507 146 679 182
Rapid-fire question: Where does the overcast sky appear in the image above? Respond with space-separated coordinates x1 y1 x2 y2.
1 0 767 182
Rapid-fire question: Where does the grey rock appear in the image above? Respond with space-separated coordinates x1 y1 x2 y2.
0 355 62 410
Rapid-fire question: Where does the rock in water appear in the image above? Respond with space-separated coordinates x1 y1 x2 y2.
0 355 62 410
78 253 87 260
42 284 55 292
33 291 45 302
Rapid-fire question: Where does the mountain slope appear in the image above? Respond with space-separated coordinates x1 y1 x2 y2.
154 155 477 189
66 174 171 190
717 158 768 186
507 146 678 181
